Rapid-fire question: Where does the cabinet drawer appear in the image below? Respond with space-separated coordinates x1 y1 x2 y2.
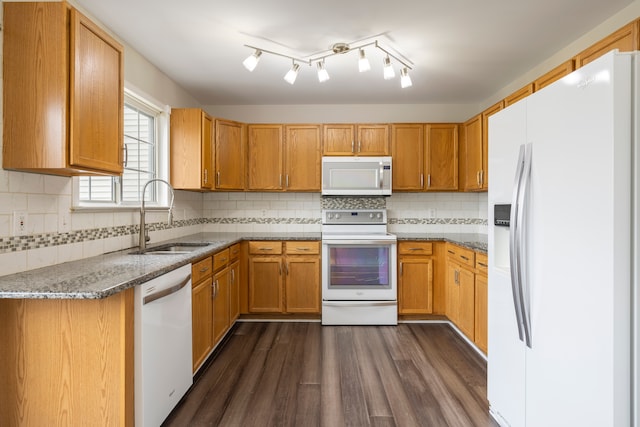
446 244 475 268
213 248 230 271
285 241 320 255
475 252 488 275
249 241 283 255
192 256 213 284
398 241 433 255
229 243 241 260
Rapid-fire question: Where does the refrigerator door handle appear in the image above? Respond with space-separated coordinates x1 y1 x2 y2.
517 143 533 348
510 144 526 342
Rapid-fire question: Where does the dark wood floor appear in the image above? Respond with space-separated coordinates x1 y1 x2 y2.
163 322 498 427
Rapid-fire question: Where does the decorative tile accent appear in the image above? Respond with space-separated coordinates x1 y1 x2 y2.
389 218 488 225
321 196 386 209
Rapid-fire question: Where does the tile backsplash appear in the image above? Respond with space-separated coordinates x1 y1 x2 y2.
0 172 487 277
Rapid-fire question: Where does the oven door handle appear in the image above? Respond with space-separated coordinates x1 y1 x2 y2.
322 301 397 307
322 239 396 245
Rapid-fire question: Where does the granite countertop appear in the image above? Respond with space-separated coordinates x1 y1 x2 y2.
0 231 486 300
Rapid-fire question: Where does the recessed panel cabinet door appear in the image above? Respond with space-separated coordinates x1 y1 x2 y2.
425 124 458 190
249 257 284 312
247 125 283 190
216 119 245 190
391 124 424 190
70 9 124 173
284 125 321 191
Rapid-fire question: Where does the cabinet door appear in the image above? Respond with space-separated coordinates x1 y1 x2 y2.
247 124 283 190
249 256 284 312
533 60 575 92
215 119 245 190
391 124 424 190
575 21 638 67
284 125 321 191
323 124 356 155
458 266 476 341
201 113 214 189
445 262 460 324
425 124 458 190
357 124 390 155
474 273 488 353
229 260 240 323
504 83 534 107
398 257 433 314
285 256 320 313
170 109 213 190
70 9 124 174
460 114 483 191
192 277 213 372
481 101 504 190
213 268 230 344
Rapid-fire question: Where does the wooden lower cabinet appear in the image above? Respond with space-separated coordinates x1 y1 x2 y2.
0 288 134 426
248 241 320 314
474 253 489 353
398 242 434 314
192 244 241 373
445 243 476 342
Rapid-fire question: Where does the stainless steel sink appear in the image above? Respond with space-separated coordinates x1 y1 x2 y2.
131 242 212 255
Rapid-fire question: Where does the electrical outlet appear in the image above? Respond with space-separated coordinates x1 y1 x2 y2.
13 211 28 236
428 208 437 218
261 209 267 217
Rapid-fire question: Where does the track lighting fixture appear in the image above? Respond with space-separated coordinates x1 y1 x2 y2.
400 67 413 88
284 63 300 84
241 38 413 88
242 49 262 72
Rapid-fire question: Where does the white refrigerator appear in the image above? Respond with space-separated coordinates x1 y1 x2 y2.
488 50 638 427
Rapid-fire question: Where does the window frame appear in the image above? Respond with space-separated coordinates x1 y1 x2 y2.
72 88 171 211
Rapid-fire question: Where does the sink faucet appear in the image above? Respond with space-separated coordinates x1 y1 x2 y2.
139 179 175 252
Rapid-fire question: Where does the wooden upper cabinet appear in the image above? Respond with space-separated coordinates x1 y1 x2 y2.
481 101 504 190
170 108 214 190
323 124 390 156
356 124 390 155
460 114 483 191
215 119 245 190
3 2 124 176
284 125 322 191
323 124 355 155
504 83 534 107
425 124 458 190
247 124 284 190
533 59 575 91
391 124 424 191
575 20 639 67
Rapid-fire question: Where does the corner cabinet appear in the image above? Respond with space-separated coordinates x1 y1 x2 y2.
3 2 124 176
171 108 214 190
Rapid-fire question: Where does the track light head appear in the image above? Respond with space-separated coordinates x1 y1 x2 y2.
317 61 330 83
400 67 413 88
383 56 395 80
284 63 300 84
242 49 262 72
358 49 371 73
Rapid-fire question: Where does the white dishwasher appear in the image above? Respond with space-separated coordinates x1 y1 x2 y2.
135 264 193 427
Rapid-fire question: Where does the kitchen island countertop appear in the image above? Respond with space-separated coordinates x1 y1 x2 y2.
0 232 486 299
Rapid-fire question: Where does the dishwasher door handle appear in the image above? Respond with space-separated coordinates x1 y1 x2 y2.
143 274 191 305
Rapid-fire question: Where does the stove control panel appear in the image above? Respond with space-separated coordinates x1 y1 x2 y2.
322 209 387 225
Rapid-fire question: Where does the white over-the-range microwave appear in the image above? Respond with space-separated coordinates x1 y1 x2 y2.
321 156 392 196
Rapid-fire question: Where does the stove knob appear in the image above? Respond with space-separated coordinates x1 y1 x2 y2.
376 213 382 219
369 213 374 218
335 213 341 219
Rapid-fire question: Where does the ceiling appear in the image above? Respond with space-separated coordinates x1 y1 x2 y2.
75 0 632 106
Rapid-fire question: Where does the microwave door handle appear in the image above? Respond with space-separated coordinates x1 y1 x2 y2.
379 161 383 189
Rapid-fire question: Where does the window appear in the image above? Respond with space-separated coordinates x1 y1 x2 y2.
75 90 169 209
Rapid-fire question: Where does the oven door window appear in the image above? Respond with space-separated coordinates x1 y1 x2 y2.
328 245 390 289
